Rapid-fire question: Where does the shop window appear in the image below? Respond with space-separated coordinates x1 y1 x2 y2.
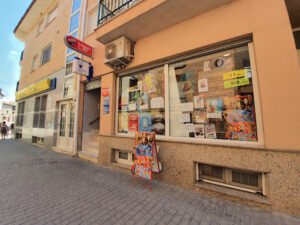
47 5 58 24
69 105 75 138
16 101 25 127
169 46 257 141
114 149 134 166
33 95 47 128
197 163 263 194
117 44 259 143
118 67 165 135
31 55 38 71
41 44 52 65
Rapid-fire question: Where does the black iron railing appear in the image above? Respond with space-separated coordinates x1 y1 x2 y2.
97 0 139 26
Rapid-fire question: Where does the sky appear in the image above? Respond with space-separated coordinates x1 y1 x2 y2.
0 1 32 102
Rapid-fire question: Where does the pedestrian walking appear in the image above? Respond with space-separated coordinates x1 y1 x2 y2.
1 121 8 140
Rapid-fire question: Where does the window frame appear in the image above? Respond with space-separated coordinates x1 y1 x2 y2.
47 5 58 25
36 20 43 35
33 95 47 128
31 55 38 71
196 162 265 194
41 44 52 65
16 101 25 127
115 42 264 148
114 149 134 166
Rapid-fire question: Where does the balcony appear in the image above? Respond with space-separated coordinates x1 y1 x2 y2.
96 0 234 44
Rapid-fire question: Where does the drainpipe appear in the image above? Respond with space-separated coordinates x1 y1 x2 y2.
73 0 88 156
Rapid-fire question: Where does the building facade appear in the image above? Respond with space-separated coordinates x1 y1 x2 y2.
15 0 300 215
14 0 84 149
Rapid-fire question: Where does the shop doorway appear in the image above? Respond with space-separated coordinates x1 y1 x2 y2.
56 101 75 152
81 84 101 155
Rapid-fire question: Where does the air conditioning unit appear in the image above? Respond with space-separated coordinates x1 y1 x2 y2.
104 36 133 69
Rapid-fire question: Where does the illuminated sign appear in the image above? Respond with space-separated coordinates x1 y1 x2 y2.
64 36 93 58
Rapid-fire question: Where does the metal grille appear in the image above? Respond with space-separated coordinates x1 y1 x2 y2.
98 0 140 26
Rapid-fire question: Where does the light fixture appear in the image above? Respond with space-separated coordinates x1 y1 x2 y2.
224 53 230 57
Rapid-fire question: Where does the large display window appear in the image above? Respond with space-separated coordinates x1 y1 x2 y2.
117 44 260 143
118 67 165 135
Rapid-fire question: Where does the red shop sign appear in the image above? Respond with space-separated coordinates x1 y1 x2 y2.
64 35 93 58
102 88 110 97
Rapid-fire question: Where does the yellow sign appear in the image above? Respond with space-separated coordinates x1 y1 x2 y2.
223 69 247 80
224 78 250 89
16 79 51 101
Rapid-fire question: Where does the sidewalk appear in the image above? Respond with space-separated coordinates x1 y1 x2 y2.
0 139 299 225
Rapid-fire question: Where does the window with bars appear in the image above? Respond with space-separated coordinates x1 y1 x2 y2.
196 163 264 194
41 45 52 65
16 102 25 127
33 95 47 128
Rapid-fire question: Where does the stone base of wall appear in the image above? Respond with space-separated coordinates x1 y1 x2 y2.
98 135 300 216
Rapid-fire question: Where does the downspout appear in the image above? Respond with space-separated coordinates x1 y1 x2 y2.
74 0 88 156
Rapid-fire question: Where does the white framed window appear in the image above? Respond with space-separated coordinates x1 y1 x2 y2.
196 162 265 195
41 44 52 65
86 5 98 36
114 149 134 166
47 5 58 24
63 75 75 99
31 55 38 71
116 42 264 147
37 20 43 35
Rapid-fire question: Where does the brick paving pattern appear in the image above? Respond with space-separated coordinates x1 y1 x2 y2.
0 139 299 225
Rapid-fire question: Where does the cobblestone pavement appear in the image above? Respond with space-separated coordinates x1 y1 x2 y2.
0 140 299 225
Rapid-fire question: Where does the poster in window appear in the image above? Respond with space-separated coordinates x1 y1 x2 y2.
194 95 205 109
139 113 152 133
225 110 257 142
198 78 208 93
195 124 205 138
118 112 128 133
128 113 138 132
206 98 223 118
121 92 128 106
143 72 157 94
203 61 211 72
195 110 206 124
151 111 165 135
151 97 164 109
205 124 217 139
139 95 149 110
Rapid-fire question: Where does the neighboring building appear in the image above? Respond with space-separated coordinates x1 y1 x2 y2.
0 102 16 127
15 0 300 216
14 0 83 148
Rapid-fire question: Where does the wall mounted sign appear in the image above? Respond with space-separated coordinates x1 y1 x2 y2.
101 88 110 97
64 36 93 58
16 79 55 101
72 58 90 76
224 78 250 88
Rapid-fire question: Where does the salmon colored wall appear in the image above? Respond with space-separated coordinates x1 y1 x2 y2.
84 0 300 150
19 0 71 90
99 73 116 135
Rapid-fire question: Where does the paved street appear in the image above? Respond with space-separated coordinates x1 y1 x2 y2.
0 140 299 225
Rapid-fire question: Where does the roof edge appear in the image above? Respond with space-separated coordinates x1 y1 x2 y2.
14 0 36 34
